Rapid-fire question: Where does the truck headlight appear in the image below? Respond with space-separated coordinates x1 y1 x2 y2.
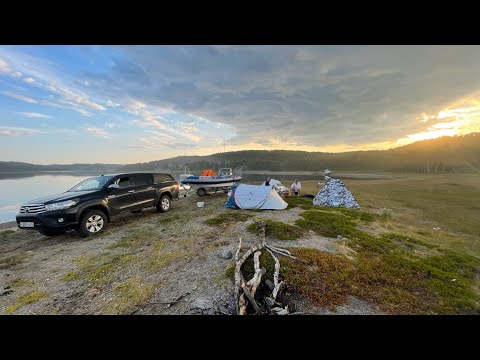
45 199 79 211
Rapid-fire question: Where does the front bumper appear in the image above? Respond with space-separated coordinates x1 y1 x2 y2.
16 209 78 231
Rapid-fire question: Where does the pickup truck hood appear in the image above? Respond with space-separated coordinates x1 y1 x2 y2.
25 191 96 205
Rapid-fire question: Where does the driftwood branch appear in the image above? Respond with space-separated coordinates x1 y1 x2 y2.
266 247 284 301
268 245 292 256
165 292 191 308
239 293 247 315
265 244 298 260
235 237 242 262
135 291 191 310
234 238 263 314
246 251 263 297
242 283 261 313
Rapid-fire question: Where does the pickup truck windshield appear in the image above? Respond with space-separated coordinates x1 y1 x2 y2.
68 176 112 192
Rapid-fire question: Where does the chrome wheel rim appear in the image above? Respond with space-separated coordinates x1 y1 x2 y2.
161 197 170 210
86 215 104 233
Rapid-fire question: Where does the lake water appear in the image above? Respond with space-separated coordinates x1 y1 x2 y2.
0 174 93 224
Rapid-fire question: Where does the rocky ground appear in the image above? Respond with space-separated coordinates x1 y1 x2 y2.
0 193 382 315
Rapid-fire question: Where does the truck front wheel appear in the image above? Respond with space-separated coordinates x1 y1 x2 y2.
77 210 108 238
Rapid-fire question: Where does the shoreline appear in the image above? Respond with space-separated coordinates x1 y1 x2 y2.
0 221 17 230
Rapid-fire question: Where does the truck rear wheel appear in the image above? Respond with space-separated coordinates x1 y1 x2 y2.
197 188 207 197
157 194 171 213
77 210 108 238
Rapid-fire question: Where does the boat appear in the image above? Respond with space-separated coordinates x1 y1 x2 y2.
180 168 242 188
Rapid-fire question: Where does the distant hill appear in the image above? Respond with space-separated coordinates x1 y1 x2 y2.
0 161 120 173
118 133 480 174
1 133 479 174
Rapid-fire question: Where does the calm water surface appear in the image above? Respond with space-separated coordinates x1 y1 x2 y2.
0 174 93 223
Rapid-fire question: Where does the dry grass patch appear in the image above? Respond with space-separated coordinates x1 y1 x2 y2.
103 277 155 314
5 291 48 314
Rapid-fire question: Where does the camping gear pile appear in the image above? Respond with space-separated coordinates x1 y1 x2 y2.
233 222 298 315
260 179 290 196
200 169 217 176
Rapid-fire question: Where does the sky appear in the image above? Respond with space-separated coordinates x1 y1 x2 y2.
1 45 480 164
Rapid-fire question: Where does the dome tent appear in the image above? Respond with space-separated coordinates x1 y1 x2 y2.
232 184 288 210
225 183 240 209
313 178 360 209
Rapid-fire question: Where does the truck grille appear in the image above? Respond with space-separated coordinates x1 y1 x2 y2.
20 204 47 214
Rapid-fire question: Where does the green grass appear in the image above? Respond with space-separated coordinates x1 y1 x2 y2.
141 239 192 272
63 253 135 286
158 214 181 224
103 277 155 315
247 220 304 240
282 248 356 310
0 252 34 269
281 229 480 314
7 278 35 288
285 196 316 210
350 176 480 237
0 229 16 237
104 227 155 250
296 210 367 239
225 263 235 279
5 291 48 314
205 211 253 226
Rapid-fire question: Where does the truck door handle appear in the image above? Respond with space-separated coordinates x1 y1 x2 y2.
128 190 135 193
147 187 154 190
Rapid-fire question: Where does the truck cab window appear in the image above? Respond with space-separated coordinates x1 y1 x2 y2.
114 177 130 189
133 175 148 186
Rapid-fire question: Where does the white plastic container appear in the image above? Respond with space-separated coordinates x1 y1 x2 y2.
197 201 204 208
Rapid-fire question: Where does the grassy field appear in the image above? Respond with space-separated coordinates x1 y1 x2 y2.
298 174 480 258
238 173 480 314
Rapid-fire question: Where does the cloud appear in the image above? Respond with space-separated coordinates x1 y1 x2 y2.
106 100 120 107
0 58 10 73
23 77 37 84
104 122 116 128
169 129 201 143
0 90 38 103
42 100 92 116
92 45 480 147
147 130 175 140
133 116 166 130
84 127 112 139
51 128 81 136
0 126 42 136
16 112 52 118
0 49 106 117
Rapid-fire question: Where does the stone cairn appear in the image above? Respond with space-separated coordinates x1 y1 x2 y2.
312 169 360 209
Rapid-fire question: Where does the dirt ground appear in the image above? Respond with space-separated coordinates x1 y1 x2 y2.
0 193 381 315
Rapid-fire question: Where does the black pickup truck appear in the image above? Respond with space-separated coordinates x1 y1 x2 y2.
16 173 179 238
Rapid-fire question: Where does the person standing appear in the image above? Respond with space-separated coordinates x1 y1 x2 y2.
265 177 271 186
291 179 301 197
